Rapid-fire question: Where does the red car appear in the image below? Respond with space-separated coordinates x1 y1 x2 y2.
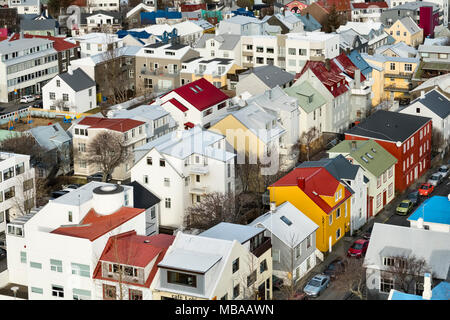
347 239 369 258
418 183 434 196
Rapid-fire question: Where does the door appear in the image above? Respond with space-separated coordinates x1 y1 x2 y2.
383 190 387 207
368 196 373 218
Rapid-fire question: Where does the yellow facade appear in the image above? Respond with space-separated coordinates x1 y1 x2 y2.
268 183 351 253
185 64 243 89
387 20 423 47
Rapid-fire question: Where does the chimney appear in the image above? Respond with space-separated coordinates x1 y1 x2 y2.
176 129 183 138
351 140 357 151
422 273 432 300
19 31 24 39
306 12 309 19
67 66 73 75
417 217 424 229
420 90 425 99
325 58 331 71
355 69 361 89
297 177 305 190
270 202 276 213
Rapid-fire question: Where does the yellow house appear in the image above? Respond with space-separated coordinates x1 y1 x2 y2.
363 53 419 105
268 167 352 252
387 17 423 47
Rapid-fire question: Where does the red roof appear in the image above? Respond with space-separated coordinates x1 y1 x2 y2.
330 52 366 82
271 167 352 214
169 78 229 112
184 122 195 129
163 98 188 112
317 0 351 12
51 207 145 241
352 2 388 9
3 33 79 52
77 117 145 133
181 3 206 11
92 231 174 288
296 61 349 97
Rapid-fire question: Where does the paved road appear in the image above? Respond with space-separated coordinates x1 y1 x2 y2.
0 257 6 273
0 99 42 115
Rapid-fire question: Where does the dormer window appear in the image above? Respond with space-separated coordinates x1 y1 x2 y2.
167 271 197 287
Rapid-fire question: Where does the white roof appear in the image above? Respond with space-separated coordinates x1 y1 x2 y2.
286 31 338 42
249 202 319 248
71 32 121 44
0 37 54 55
410 73 450 94
247 86 298 113
108 104 170 121
181 57 234 76
338 21 384 36
126 3 155 19
132 23 173 36
172 20 204 37
136 42 192 60
70 46 141 66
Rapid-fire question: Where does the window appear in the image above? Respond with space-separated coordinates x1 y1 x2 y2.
20 251 27 264
232 258 239 273
383 171 387 183
247 270 257 287
383 257 395 267
165 198 171 208
73 288 91 300
71 263 90 277
273 250 280 262
31 287 43 294
15 162 24 175
4 186 15 200
439 53 448 59
78 143 86 152
288 48 296 55
388 183 393 197
62 94 69 101
377 176 381 188
227 163 231 178
164 178 170 186
167 271 197 287
56 79 60 87
50 259 63 272
336 228 341 239
0 211 3 223
260 259 268 273
415 283 424 296
129 289 143 300
336 208 341 219
160 159 165 167
295 244 301 259
388 167 393 178
146 157 152 165
103 284 116 300
405 64 412 72
52 285 64 298
30 261 42 269
380 277 394 293
411 137 414 147
233 284 240 299
79 160 87 168
376 194 381 207
329 214 332 225
390 63 395 70
306 235 312 249
3 167 14 180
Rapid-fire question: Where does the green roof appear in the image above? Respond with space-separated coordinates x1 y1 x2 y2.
328 140 397 177
284 81 326 113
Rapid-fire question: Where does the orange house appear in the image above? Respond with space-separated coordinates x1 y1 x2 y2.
268 167 352 252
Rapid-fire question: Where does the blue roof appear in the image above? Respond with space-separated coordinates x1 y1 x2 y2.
116 30 151 39
297 13 321 32
390 282 450 300
408 196 450 225
347 50 372 77
140 10 181 25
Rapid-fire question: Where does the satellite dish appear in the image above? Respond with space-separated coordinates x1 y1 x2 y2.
396 141 402 147
448 193 450 201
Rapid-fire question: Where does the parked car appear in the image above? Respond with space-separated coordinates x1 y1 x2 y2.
396 200 414 215
32 101 43 109
418 183 434 196
272 275 284 290
407 191 420 206
0 248 6 260
363 226 373 240
0 239 6 250
51 190 70 199
303 274 330 297
347 239 369 258
323 258 347 279
64 184 81 190
87 172 112 182
20 95 35 103
34 94 41 99
427 173 443 187
436 165 449 179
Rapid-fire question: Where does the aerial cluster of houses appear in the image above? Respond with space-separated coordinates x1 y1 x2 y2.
0 0 449 301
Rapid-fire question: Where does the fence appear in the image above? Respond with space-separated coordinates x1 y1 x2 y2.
28 108 93 119
0 107 30 125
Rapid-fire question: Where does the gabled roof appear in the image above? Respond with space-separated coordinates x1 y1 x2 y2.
194 33 241 50
168 78 229 112
199 222 264 244
397 16 422 35
347 50 372 76
57 68 95 92
126 181 160 210
20 18 58 30
407 196 450 226
376 42 417 58
328 140 397 177
408 89 450 119
51 207 145 241
284 81 326 113
6 33 79 52
351 2 388 9
28 122 71 151
297 12 321 31
363 223 450 280
77 117 145 133
410 73 450 94
240 65 294 89
346 110 431 143
297 155 360 184
249 202 318 248
270 167 352 214
330 52 367 82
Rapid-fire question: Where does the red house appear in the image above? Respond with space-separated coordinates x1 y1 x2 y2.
345 110 432 193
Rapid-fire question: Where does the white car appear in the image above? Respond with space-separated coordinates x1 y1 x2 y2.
20 95 35 103
427 173 443 187
436 165 449 179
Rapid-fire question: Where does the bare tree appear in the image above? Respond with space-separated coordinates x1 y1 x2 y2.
10 170 36 218
385 254 431 294
84 131 130 182
299 126 319 161
431 130 445 153
333 257 366 300
52 99 71 112
278 234 304 300
239 252 260 300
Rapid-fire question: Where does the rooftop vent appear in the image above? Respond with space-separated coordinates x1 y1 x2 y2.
361 156 369 163
280 215 292 226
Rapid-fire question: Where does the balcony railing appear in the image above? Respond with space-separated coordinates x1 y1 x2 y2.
189 183 208 194
385 84 412 93
251 237 272 258
140 68 180 76
187 164 209 175
384 72 413 79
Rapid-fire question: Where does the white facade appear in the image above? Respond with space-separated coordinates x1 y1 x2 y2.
217 16 266 36
5 182 146 300
0 38 58 103
194 35 242 67
131 127 236 229
8 0 41 14
0 152 35 237
87 0 120 12
346 168 368 235
71 33 123 58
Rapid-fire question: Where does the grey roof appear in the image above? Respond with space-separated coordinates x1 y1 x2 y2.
298 155 360 182
0 37 54 55
241 65 294 88
20 18 58 31
58 68 95 92
410 73 450 94
339 29 368 50
249 202 318 248
199 222 264 244
108 104 172 122
409 89 450 119
52 182 132 205
10 0 39 7
398 16 421 35
363 223 450 280
376 42 417 58
28 122 71 151
385 1 440 11
194 34 241 50
346 110 431 143
126 181 160 210
418 45 450 54
158 248 223 273
221 15 263 25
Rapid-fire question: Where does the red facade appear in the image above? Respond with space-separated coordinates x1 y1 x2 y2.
419 6 440 38
345 120 432 193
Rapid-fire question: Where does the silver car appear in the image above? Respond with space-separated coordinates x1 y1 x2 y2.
436 165 449 179
427 173 443 187
303 274 330 297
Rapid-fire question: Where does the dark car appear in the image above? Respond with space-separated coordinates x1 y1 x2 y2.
0 248 6 260
51 190 70 199
407 191 420 206
363 226 373 240
0 239 6 250
323 259 347 279
87 172 112 182
32 101 43 108
272 275 284 290
64 184 81 190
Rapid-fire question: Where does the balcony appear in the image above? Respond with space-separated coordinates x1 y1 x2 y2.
189 183 208 194
242 62 253 68
310 54 325 62
140 68 180 77
242 51 253 57
187 164 209 175
385 84 412 93
251 237 272 258
384 72 413 79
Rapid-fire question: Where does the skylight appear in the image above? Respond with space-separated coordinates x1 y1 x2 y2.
194 85 203 92
280 216 292 226
365 152 374 159
361 156 369 163
190 87 198 93
371 148 377 153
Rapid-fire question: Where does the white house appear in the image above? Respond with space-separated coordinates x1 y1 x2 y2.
8 0 41 15
87 0 120 13
399 89 450 151
42 67 97 113
217 15 267 36
193 34 242 67
0 152 35 238
131 126 236 229
70 33 123 58
5 182 147 299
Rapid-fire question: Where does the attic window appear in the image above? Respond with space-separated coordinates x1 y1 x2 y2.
361 156 369 163
53 125 59 131
308 95 313 103
365 152 374 159
194 85 203 92
190 87 198 93
280 216 292 226
371 148 376 153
